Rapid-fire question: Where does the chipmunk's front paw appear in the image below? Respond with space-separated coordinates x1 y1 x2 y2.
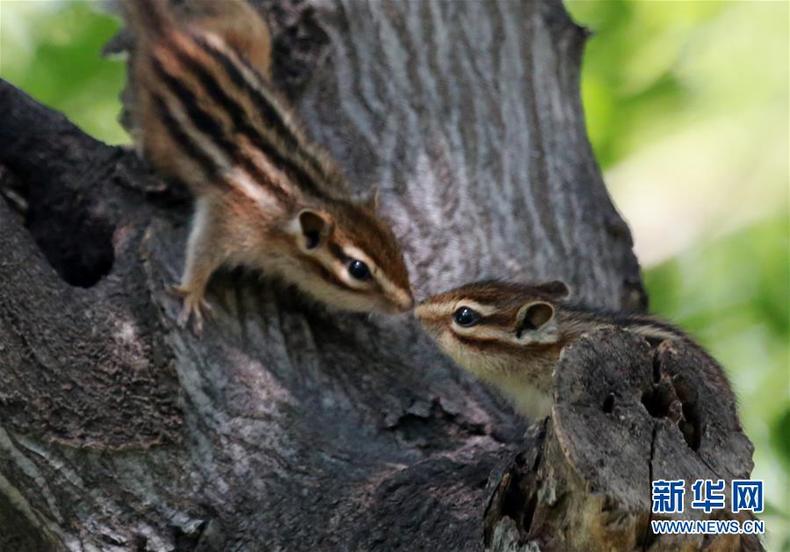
168 285 213 335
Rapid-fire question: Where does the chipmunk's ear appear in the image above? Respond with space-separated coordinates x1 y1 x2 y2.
515 301 558 342
533 280 571 300
291 209 333 251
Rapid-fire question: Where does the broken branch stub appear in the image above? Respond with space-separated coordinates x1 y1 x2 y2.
484 329 758 551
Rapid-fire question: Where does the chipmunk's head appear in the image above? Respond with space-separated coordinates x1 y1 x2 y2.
414 280 571 378
286 201 413 315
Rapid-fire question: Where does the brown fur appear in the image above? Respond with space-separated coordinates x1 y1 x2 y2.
324 200 411 295
175 0 272 78
415 279 701 418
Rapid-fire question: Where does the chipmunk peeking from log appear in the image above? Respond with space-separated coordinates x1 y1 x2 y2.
415 280 735 419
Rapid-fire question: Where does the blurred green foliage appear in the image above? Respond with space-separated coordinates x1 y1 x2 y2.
644 217 790 549
566 0 788 169
0 0 127 144
566 0 718 167
1 0 788 548
568 1 789 548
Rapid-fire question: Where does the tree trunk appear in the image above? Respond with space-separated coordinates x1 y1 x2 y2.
0 1 756 551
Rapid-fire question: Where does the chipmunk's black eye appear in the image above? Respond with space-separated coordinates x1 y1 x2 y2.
453 306 481 327
348 259 371 280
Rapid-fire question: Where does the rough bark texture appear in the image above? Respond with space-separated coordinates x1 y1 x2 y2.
0 1 756 551
483 330 757 552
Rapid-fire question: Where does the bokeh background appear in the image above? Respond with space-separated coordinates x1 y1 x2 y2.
1 0 788 549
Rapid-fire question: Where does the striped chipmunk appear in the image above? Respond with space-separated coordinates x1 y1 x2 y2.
122 0 413 333
415 280 734 419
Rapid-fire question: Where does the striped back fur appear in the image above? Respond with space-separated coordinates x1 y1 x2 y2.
124 0 347 207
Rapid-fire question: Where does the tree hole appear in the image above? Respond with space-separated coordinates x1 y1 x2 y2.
498 471 536 538
642 375 703 451
672 375 703 451
679 399 702 451
652 352 662 383
484 467 540 547
641 387 671 419
20 179 115 287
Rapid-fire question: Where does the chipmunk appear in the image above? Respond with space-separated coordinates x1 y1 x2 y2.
415 280 732 419
122 0 413 333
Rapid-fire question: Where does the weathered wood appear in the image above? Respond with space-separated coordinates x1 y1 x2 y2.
483 329 756 551
0 1 754 550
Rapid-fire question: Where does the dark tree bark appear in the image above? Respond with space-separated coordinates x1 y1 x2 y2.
0 1 756 551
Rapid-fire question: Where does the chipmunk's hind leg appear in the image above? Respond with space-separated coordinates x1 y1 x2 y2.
171 198 225 334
